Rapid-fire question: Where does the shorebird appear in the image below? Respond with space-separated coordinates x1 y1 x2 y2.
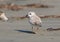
0 11 8 21
26 11 42 34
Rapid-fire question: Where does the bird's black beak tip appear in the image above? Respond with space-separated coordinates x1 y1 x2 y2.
25 15 28 17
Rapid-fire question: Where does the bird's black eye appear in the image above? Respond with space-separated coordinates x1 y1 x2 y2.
29 13 31 15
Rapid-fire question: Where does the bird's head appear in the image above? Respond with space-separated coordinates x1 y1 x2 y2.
26 11 36 18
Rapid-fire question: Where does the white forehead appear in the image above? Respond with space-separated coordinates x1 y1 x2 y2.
28 11 36 15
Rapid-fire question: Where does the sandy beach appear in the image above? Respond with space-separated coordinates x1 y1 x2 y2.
0 0 60 42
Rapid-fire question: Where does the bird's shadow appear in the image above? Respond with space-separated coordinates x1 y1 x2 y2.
15 30 36 34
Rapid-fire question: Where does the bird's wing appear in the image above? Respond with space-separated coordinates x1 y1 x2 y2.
29 15 42 27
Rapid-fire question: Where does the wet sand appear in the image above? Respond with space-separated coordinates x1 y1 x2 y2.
0 18 60 42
